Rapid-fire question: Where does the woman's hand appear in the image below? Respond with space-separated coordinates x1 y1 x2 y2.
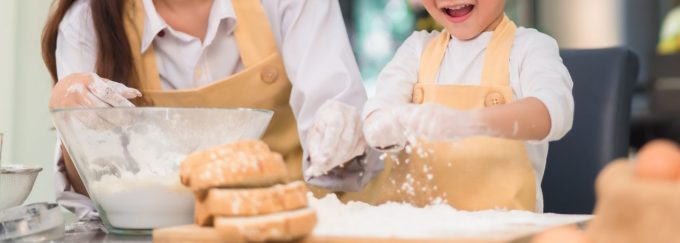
49 72 141 109
49 72 143 130
305 100 366 177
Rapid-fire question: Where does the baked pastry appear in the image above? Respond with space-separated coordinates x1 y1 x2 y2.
214 207 317 243
195 181 309 226
173 140 317 242
180 140 273 186
181 141 288 192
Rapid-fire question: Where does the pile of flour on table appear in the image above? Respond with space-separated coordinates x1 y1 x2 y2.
310 193 591 239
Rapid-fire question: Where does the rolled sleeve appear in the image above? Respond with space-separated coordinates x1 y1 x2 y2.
55 0 97 80
276 0 367 152
519 33 574 143
275 0 375 190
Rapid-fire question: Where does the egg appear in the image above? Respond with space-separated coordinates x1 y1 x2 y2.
532 225 590 243
634 139 680 181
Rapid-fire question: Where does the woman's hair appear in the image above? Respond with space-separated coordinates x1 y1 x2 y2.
42 0 137 86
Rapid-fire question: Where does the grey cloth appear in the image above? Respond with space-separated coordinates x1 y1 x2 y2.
304 149 384 192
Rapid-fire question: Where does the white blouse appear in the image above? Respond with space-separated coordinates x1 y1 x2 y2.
364 29 575 212
54 0 367 219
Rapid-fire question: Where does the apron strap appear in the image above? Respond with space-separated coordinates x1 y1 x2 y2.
231 0 279 68
124 0 162 91
480 15 517 87
417 30 450 84
417 14 517 87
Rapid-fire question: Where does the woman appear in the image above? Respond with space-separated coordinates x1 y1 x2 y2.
42 0 377 219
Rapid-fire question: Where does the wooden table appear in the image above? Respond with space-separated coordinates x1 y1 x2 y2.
152 220 590 243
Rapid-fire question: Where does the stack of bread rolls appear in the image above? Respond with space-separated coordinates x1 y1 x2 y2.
180 140 316 242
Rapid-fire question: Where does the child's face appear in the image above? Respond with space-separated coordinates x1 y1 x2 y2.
423 0 506 40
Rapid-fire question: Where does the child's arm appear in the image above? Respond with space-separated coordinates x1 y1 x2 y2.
406 32 574 142
479 97 551 140
404 99 550 141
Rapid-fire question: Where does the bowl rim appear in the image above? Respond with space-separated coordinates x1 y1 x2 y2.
49 107 274 115
0 165 43 174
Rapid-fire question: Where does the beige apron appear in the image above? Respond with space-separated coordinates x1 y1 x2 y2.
342 16 536 211
122 0 303 181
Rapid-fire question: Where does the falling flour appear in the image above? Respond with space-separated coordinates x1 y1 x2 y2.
310 193 591 240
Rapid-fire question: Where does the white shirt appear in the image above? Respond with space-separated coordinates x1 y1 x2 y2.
364 29 575 212
54 0 367 219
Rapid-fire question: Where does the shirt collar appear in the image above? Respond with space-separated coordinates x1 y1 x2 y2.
204 0 236 47
140 0 237 53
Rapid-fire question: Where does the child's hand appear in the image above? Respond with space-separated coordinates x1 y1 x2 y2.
363 106 414 152
404 103 487 141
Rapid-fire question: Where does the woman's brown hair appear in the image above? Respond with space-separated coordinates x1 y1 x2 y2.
42 0 136 86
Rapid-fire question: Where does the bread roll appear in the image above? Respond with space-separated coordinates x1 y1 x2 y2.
180 140 272 186
214 207 317 242
195 181 309 226
182 141 288 192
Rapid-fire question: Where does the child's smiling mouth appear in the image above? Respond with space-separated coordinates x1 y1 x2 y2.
441 4 475 23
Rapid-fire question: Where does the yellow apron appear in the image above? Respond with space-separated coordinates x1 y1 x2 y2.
342 15 536 211
122 0 303 181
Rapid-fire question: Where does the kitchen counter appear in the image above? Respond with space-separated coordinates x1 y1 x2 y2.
64 231 151 243
63 231 531 243
58 220 588 243
62 227 529 243
61 230 540 243
61 220 152 243
46 204 593 243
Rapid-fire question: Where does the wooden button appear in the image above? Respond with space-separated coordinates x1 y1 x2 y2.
413 87 424 104
484 92 505 107
260 67 279 84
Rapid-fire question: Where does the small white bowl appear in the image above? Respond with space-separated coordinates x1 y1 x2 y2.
0 165 42 210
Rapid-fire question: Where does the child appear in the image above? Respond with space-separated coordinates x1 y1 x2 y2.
342 0 574 212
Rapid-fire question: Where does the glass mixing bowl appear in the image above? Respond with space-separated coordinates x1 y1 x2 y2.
51 107 273 235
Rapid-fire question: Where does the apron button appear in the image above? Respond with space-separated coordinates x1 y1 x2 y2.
261 67 279 84
413 87 425 104
484 92 505 107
